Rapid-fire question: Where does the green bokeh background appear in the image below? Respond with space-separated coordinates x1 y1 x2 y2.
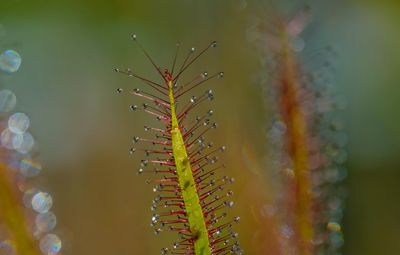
1 0 399 254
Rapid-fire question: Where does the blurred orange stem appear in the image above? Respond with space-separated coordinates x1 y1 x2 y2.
0 163 40 255
278 26 313 255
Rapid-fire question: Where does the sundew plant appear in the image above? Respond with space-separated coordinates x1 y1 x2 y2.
116 35 242 255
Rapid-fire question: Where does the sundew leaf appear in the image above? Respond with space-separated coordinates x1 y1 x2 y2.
116 35 242 255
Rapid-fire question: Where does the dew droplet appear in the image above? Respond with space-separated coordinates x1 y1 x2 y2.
20 158 42 177
23 188 39 208
207 90 214 100
1 128 22 150
36 212 57 233
151 214 159 224
280 224 294 238
39 234 61 254
225 201 234 208
0 50 21 73
8 112 30 134
16 132 35 154
290 36 305 52
32 192 53 213
141 160 148 167
132 136 140 143
327 221 342 232
116 88 123 93
0 90 17 112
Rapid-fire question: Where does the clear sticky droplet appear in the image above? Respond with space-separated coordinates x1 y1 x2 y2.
8 112 30 134
39 234 62 254
36 212 57 233
0 90 17 112
32 192 53 213
0 50 22 73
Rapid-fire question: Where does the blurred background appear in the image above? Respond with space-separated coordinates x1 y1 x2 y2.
0 0 399 254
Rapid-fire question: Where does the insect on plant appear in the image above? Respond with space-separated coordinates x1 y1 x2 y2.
115 35 242 255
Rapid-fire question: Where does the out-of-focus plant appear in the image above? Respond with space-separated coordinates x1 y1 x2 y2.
246 2 347 254
0 31 62 255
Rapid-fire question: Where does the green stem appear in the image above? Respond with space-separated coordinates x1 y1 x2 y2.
168 80 212 255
